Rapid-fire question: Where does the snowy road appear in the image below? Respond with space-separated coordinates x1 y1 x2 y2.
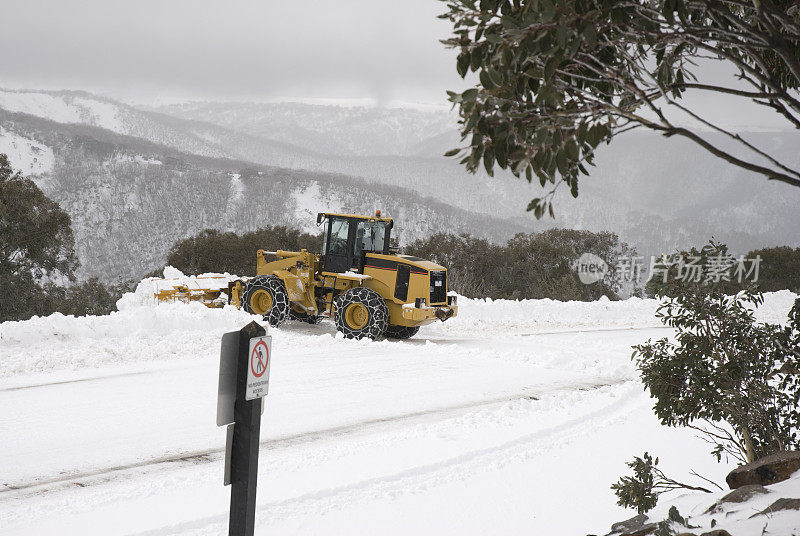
1 291 796 535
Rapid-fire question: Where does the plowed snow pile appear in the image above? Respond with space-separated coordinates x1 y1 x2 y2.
0 269 796 377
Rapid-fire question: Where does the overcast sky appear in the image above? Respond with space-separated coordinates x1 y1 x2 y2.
0 0 792 129
0 0 467 105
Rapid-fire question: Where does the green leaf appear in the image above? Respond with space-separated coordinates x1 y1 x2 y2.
544 57 559 81
483 147 495 176
480 69 496 89
495 138 508 168
470 46 486 70
457 53 470 78
443 148 461 157
556 149 568 176
469 146 483 169
462 88 479 101
565 138 579 160
553 128 562 147
662 0 676 25
525 197 540 212
488 68 503 87
577 122 587 144
587 125 599 147
464 111 480 132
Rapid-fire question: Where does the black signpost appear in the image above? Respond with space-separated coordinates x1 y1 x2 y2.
218 321 270 536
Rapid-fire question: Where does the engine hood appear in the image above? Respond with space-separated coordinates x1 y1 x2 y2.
363 253 445 274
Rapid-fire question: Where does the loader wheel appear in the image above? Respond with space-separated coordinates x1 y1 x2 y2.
242 275 289 327
384 325 420 340
289 305 321 324
333 287 388 340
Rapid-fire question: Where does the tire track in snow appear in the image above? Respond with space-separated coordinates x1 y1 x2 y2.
0 325 667 393
401 325 670 345
131 384 642 536
0 378 625 495
0 371 155 393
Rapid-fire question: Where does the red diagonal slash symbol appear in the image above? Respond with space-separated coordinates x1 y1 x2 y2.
250 340 269 378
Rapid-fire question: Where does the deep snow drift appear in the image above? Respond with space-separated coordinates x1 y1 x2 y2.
1 285 798 535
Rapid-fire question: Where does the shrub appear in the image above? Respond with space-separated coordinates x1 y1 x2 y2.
404 228 635 301
163 226 321 277
613 241 800 514
46 279 133 317
402 233 505 298
635 242 800 464
746 246 800 293
645 243 800 297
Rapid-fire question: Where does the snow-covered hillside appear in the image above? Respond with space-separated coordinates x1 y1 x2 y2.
2 88 800 283
0 126 53 176
0 290 797 535
154 99 800 261
0 90 123 131
0 89 312 165
0 103 519 282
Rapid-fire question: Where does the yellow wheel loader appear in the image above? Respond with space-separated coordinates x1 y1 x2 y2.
229 212 458 340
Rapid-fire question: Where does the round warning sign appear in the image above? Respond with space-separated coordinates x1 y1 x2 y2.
250 340 269 378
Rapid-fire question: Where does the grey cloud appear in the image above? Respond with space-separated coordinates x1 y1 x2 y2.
0 0 467 103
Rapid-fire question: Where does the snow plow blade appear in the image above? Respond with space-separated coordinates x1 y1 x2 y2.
149 274 244 308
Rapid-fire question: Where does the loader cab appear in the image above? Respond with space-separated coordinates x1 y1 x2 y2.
318 212 393 273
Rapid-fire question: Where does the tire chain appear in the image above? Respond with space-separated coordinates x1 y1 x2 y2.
242 275 290 327
333 287 389 340
289 308 321 324
384 325 420 340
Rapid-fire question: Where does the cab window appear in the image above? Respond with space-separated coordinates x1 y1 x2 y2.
320 219 329 255
354 220 388 257
328 218 350 256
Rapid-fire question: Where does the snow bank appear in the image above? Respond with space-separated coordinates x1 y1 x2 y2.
429 289 798 337
116 266 239 309
1 280 796 377
0 300 258 375
430 295 662 337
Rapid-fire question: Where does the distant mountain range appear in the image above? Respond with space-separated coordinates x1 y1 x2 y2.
1 88 798 283
0 90 522 281
151 101 459 158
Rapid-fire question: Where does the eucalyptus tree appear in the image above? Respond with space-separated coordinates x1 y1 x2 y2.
440 0 800 216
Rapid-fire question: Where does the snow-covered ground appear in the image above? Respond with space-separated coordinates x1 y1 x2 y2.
0 289 797 535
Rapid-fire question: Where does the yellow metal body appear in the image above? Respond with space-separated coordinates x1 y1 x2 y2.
256 248 457 327
322 213 394 224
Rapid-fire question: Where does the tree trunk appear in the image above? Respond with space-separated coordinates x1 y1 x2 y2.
743 429 756 463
